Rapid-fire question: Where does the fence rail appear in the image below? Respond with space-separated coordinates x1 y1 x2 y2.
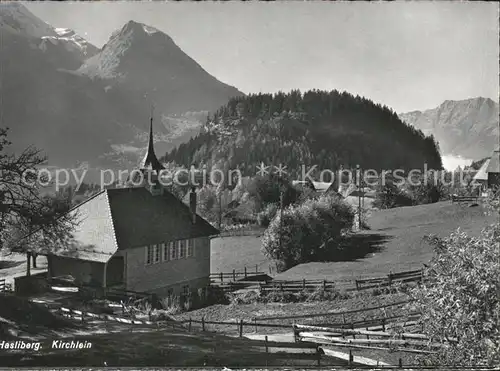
259 279 337 293
56 306 185 330
451 195 480 203
210 266 266 283
212 267 425 294
355 269 423 290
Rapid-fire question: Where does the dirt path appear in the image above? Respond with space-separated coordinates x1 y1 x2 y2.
0 253 48 285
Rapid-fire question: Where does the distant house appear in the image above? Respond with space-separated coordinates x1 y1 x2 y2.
486 149 500 189
472 149 500 192
472 158 490 192
292 179 343 198
40 119 219 298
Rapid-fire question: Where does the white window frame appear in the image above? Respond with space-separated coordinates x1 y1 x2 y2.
145 245 154 265
187 239 195 257
153 244 161 264
162 242 170 262
170 241 178 260
179 240 186 259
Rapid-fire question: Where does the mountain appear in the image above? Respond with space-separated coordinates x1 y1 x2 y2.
0 2 56 38
399 97 499 160
164 91 443 178
0 4 243 174
39 28 100 69
77 20 243 114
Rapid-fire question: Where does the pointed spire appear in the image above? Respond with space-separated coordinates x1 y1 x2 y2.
139 105 164 172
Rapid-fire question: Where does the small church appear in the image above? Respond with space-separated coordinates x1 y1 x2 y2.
42 117 219 298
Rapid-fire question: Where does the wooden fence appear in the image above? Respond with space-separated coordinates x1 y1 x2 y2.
0 278 5 292
451 195 480 204
355 269 423 290
217 228 263 238
56 306 185 330
259 279 336 293
210 266 266 283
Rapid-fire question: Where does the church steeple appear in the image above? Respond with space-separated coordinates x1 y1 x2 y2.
139 108 165 173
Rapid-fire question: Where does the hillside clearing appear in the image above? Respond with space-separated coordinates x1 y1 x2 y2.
212 201 495 281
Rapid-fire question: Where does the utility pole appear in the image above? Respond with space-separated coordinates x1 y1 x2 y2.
278 117 284 256
357 166 362 229
218 190 222 230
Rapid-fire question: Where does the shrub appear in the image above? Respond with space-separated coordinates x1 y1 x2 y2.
257 203 278 227
261 194 355 272
229 290 262 305
373 180 413 209
160 295 183 315
205 286 230 305
411 223 500 366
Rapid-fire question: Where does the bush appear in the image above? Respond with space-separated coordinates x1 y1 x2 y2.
373 181 413 209
160 295 184 315
261 194 355 272
257 203 279 227
205 286 229 306
411 223 500 366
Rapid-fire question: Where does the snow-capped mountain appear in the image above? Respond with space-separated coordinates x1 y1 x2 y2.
0 5 243 174
1 2 98 70
39 27 99 66
399 97 499 160
78 20 243 114
0 2 56 38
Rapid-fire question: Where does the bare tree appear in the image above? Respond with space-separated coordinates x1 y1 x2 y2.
0 128 79 276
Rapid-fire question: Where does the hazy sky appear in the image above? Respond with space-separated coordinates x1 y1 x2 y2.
26 1 499 113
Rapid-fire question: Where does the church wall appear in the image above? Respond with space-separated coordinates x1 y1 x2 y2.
125 236 211 297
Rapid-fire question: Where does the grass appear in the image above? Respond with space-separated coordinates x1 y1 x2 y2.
175 292 412 335
211 233 268 274
211 201 496 281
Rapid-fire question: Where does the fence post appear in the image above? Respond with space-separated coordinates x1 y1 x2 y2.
81 311 85 323
355 280 359 291
382 318 386 332
265 335 269 353
239 319 243 337
244 267 247 278
254 318 257 333
202 317 205 332
388 271 393 286
348 349 353 366
399 358 403 368
189 318 192 332
323 280 326 291
280 283 283 292
317 345 321 366
233 269 236 281
220 272 223 283
255 264 258 274
351 323 356 339
303 279 306 291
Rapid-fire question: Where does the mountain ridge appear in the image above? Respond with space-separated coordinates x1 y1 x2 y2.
0 5 244 174
399 97 499 160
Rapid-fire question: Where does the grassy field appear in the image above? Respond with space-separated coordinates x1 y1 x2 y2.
211 233 268 274
211 201 496 281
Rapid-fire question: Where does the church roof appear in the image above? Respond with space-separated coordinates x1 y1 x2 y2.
39 188 219 263
486 149 500 174
139 117 165 172
473 159 490 181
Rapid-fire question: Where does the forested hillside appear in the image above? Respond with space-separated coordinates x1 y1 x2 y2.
163 90 443 178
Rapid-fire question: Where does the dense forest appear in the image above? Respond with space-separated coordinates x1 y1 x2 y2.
162 90 443 180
